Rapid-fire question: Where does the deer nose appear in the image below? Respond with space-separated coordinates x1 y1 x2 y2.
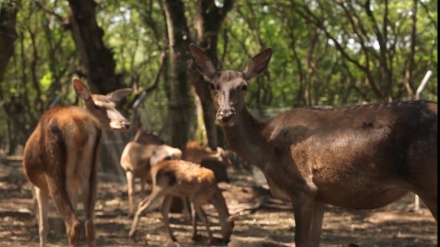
122 121 130 129
217 109 235 121
222 239 231 245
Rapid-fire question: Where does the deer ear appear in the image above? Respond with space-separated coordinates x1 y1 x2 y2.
242 48 272 80
189 44 217 79
72 78 91 101
106 88 133 102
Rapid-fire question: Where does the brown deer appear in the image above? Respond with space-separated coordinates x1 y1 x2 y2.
120 125 182 217
184 141 232 166
23 78 132 247
189 44 438 246
184 141 231 183
128 159 236 244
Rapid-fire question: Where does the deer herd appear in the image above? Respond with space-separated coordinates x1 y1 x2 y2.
21 45 437 247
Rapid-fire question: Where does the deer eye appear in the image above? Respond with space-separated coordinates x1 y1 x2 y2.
208 83 215 90
242 85 248 91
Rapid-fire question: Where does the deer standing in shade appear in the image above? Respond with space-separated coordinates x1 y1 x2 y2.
120 124 182 217
23 79 132 247
189 44 437 246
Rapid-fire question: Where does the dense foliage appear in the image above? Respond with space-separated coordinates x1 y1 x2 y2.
0 0 437 153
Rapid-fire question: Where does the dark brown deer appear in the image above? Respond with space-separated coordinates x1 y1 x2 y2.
189 44 438 246
120 124 182 217
128 159 236 244
23 79 132 247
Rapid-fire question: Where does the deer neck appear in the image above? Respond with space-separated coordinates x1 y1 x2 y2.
222 107 270 170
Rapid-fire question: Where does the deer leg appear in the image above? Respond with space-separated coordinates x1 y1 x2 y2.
193 202 213 243
182 196 192 224
290 191 318 247
190 203 198 241
412 168 438 221
416 192 438 221
161 195 177 242
129 189 166 239
140 178 147 195
310 201 325 247
81 164 98 247
126 171 135 218
31 186 39 226
35 186 49 247
45 175 81 247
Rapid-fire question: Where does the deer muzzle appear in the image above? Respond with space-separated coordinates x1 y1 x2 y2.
217 108 235 123
109 119 130 131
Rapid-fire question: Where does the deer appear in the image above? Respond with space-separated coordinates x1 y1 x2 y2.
120 125 183 217
128 159 237 244
184 141 232 183
22 78 132 247
189 44 438 247
184 141 232 166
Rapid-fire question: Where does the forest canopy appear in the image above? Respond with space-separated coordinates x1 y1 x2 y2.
0 0 437 155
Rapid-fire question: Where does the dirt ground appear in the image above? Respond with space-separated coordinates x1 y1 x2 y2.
0 160 437 247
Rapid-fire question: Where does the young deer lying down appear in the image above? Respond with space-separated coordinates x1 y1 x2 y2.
128 160 237 244
22 79 132 247
120 125 182 217
190 44 437 247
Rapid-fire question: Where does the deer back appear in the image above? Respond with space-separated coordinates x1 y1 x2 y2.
24 79 132 188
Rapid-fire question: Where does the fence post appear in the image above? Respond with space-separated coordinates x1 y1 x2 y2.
413 70 433 212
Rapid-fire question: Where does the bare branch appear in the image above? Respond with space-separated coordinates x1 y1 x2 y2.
33 0 68 27
419 0 437 30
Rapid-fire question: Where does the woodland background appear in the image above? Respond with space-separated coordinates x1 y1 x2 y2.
0 0 438 163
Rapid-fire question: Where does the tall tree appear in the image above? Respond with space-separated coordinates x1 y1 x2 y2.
67 0 129 177
161 0 193 152
0 0 18 83
191 0 234 150
67 0 122 94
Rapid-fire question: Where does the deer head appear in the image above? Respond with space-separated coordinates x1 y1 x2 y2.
73 78 132 131
189 44 272 126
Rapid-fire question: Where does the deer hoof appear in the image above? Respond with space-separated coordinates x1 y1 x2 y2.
191 234 202 242
128 230 136 241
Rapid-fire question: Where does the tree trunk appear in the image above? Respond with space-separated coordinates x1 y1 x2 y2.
161 0 195 214
0 0 19 155
66 0 122 94
192 0 234 151
66 0 128 179
162 0 193 153
0 0 18 83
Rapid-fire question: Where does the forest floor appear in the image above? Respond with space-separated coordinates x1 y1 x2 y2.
0 159 437 247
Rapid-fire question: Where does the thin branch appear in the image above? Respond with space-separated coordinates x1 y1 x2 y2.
33 0 67 25
419 0 438 30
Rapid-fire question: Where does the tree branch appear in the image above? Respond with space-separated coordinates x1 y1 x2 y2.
33 0 69 27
